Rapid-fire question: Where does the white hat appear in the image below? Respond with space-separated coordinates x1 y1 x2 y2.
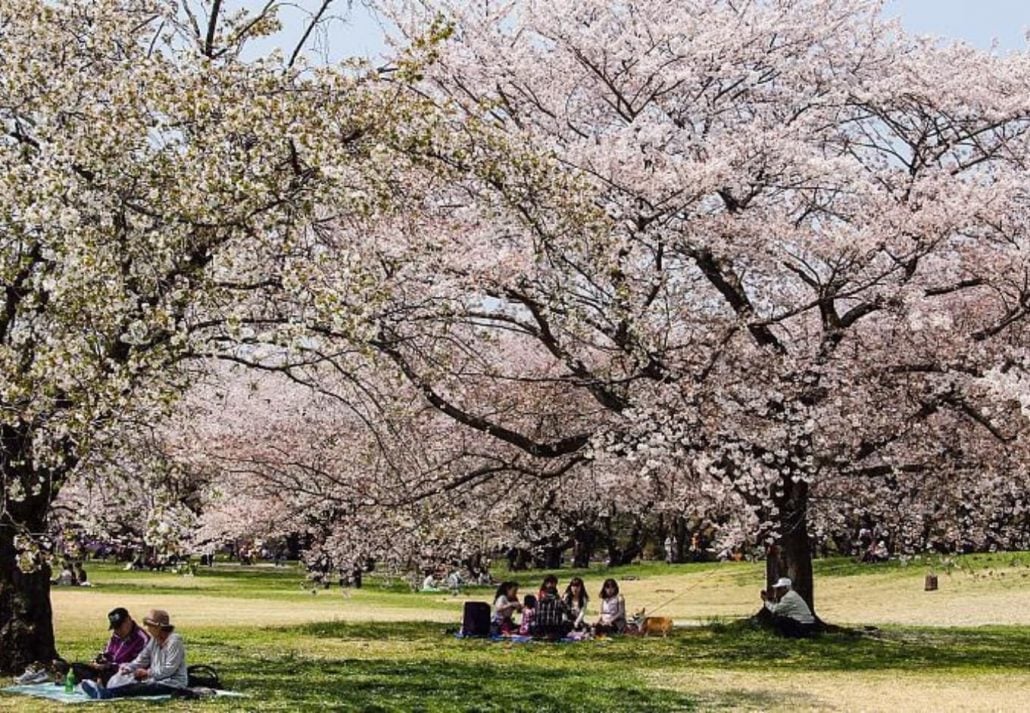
773 577 792 589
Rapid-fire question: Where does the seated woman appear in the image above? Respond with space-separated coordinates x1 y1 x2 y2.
594 578 626 634
491 581 523 636
562 577 589 631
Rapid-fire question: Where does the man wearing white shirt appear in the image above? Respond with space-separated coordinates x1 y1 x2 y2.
760 577 816 637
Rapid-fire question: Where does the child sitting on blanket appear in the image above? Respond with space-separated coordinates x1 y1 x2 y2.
518 594 537 636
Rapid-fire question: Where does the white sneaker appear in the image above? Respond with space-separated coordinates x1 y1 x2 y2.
15 668 49 685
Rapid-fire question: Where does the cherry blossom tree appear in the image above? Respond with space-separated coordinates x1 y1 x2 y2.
0 0 406 669
359 0 1030 616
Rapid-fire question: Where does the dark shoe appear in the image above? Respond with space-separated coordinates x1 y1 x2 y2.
81 680 111 699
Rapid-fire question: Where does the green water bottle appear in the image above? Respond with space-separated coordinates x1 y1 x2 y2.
64 668 75 693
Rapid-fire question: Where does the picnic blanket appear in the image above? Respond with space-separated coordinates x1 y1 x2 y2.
2 683 246 704
455 633 591 644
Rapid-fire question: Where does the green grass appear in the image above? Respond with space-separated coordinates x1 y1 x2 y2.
30 618 1030 711
4 554 1030 711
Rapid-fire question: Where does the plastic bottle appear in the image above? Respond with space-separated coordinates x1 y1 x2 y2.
64 668 75 693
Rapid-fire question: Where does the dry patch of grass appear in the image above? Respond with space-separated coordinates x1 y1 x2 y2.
649 670 1030 712
537 561 1030 628
52 588 458 639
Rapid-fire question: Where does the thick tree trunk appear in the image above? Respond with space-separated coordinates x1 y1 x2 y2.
1 424 65 673
767 477 816 615
0 508 58 672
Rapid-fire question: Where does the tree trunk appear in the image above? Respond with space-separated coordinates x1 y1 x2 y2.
767 477 816 615
674 516 688 563
533 540 563 569
0 503 58 673
571 526 596 568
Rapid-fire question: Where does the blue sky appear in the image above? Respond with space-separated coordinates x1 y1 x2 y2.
247 0 1030 62
887 0 1030 50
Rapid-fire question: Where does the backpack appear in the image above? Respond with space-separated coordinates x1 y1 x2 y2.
186 664 222 689
460 601 491 637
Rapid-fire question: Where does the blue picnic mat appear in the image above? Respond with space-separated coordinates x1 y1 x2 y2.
455 633 589 643
2 683 168 704
2 683 245 704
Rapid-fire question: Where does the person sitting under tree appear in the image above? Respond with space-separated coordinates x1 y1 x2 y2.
60 607 150 685
759 577 816 638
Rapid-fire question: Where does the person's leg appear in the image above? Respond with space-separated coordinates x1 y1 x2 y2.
771 615 811 638
69 662 106 682
106 682 181 698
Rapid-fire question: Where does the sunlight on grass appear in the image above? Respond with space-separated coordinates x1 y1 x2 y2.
4 554 1030 711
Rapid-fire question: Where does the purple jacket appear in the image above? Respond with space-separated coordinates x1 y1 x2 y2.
103 624 149 665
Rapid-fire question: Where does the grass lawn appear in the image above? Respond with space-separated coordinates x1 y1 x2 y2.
3 554 1030 711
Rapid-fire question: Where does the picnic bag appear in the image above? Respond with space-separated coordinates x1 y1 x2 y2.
461 601 491 637
186 664 222 689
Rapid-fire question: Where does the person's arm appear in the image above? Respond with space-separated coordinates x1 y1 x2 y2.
101 635 118 663
146 637 185 683
122 641 151 672
121 630 149 664
495 596 517 618
574 599 587 627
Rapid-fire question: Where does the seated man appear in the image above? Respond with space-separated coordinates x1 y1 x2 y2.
760 577 816 637
531 575 570 640
82 610 187 699
58 607 150 684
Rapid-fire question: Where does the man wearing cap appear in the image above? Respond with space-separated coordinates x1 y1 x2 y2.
760 577 816 637
54 607 149 685
82 609 188 699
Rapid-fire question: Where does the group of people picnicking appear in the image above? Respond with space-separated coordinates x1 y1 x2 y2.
15 607 190 699
491 575 627 639
50 560 91 587
487 573 816 640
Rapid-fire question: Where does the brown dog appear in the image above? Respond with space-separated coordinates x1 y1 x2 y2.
632 608 673 637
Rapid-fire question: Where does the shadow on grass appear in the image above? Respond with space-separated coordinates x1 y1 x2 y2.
682 622 1030 673
283 620 1030 673
222 657 697 712
44 620 1030 712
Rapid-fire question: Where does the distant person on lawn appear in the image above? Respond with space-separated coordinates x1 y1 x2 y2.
760 577 816 637
73 562 91 587
82 609 187 699
51 560 75 586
